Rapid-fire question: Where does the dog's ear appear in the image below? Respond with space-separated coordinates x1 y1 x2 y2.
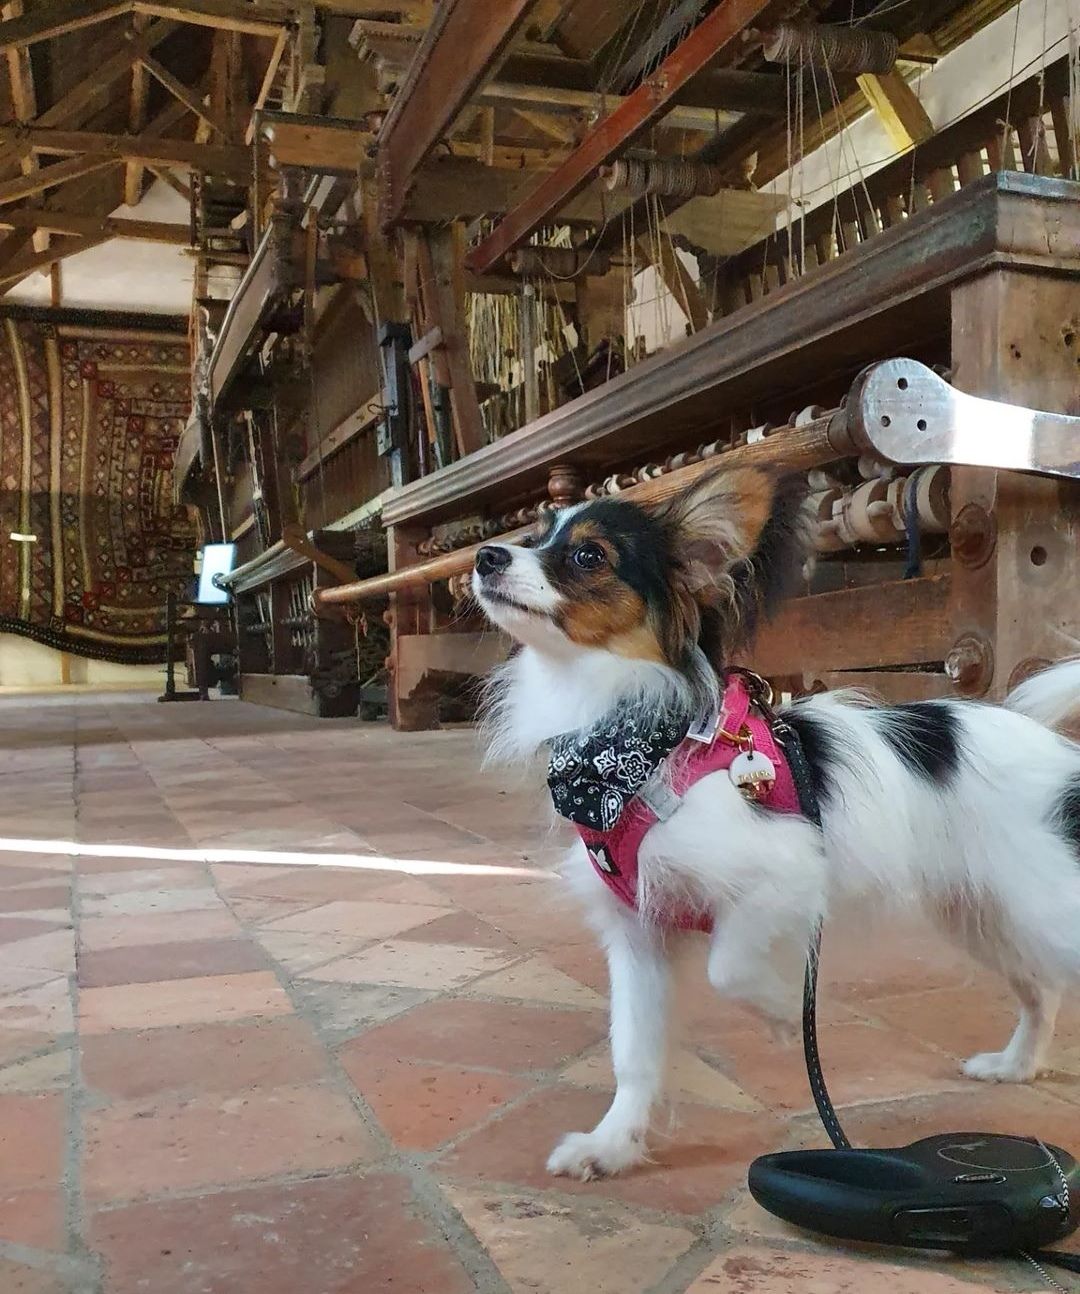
653 467 783 602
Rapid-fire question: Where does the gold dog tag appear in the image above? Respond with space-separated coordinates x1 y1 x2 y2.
729 748 777 801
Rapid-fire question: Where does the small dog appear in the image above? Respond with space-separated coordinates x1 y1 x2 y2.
473 466 1080 1182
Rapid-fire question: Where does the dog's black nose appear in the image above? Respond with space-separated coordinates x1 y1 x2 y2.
475 545 512 577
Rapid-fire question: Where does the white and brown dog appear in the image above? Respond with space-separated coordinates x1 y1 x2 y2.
473 467 1080 1182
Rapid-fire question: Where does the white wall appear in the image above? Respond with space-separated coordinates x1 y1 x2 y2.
0 634 164 692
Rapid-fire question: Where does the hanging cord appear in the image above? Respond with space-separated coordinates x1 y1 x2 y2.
903 468 924 579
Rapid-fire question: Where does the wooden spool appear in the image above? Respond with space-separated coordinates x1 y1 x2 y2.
600 157 725 199
761 23 898 75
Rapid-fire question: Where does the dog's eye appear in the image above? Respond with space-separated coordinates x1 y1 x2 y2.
572 542 607 571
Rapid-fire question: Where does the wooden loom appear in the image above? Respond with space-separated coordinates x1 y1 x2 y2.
312 160 1080 727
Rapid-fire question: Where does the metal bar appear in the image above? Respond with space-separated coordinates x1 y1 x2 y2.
850 359 1080 479
376 0 536 229
465 0 774 274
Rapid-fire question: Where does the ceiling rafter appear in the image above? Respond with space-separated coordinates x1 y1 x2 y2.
1 0 47 253
0 207 190 243
0 128 251 180
138 52 230 136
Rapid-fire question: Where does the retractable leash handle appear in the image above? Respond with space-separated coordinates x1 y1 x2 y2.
750 719 1080 1285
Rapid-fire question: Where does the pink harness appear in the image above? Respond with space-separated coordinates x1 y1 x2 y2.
573 675 802 932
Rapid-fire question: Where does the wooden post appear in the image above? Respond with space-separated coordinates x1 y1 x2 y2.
385 522 439 730
947 268 1080 699
422 224 484 457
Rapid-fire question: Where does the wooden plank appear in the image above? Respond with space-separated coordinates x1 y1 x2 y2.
258 111 374 171
513 106 576 145
146 165 191 201
2 127 250 177
396 631 509 699
408 325 444 364
239 672 321 716
140 53 229 136
857 70 935 151
746 576 953 677
295 395 383 481
0 0 125 49
948 267 1080 700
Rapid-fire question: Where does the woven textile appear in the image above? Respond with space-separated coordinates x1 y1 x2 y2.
0 318 194 664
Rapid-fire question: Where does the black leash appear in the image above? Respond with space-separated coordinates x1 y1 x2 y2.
769 712 1078 1286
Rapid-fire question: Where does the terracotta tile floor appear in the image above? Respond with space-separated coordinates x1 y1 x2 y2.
1 694 1078 1293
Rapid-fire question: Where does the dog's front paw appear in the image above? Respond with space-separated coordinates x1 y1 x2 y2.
962 1050 1037 1083
546 1129 647 1180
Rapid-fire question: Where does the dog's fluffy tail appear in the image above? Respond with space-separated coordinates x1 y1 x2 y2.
1004 657 1080 731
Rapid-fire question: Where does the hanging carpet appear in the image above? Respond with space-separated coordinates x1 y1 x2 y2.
0 317 195 664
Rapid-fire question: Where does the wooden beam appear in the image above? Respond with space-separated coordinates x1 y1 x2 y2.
257 110 564 173
2 1 47 254
0 155 117 207
132 0 289 37
399 158 621 223
467 0 774 273
857 70 935 151
423 224 485 457
49 260 61 306
139 53 229 136
748 577 953 677
0 208 191 243
376 0 537 228
1 127 250 178
0 20 177 174
0 0 126 50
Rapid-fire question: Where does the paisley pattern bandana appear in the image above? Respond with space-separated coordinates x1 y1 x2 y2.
547 710 691 831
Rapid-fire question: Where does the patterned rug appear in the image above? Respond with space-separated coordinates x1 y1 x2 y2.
0 316 195 664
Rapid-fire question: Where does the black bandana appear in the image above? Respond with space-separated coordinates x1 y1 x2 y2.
547 710 690 831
